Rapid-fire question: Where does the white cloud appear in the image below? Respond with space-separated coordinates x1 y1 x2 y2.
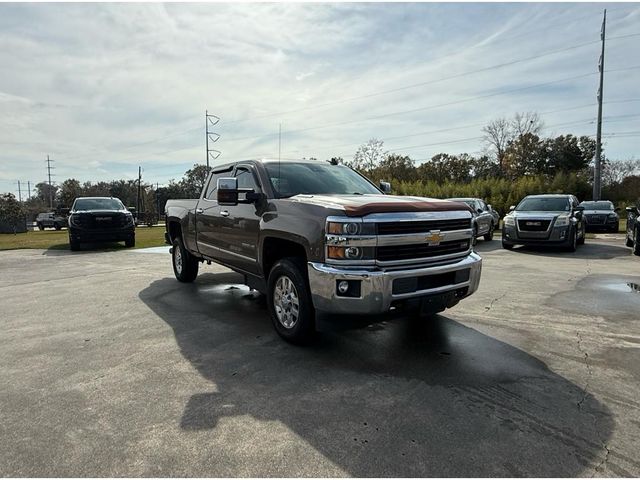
0 2 638 192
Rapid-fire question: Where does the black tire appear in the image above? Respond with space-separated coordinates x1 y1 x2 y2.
37 223 44 231
125 236 135 248
566 228 578 252
172 237 199 282
69 238 80 251
634 228 640 257
484 222 494 241
54 223 62 231
267 258 315 344
626 234 634 248
577 225 585 245
502 239 514 250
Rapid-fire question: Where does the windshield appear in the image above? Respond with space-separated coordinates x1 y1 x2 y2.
73 198 124 211
264 162 381 198
580 201 613 210
450 199 475 208
516 197 570 212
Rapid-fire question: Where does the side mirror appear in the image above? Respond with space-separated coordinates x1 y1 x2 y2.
509 205 515 212
217 177 239 206
627 206 639 214
379 181 391 194
477 208 483 214
487 204 492 211
574 210 583 219
128 207 137 217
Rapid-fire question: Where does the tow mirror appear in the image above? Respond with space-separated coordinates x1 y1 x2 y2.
379 180 391 194
487 204 492 211
218 177 239 206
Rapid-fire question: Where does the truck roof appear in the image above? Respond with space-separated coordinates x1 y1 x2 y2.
211 158 337 172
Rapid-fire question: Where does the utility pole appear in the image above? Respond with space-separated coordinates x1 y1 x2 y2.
46 155 54 208
27 181 31 200
136 166 142 217
17 180 22 202
593 9 606 201
205 111 221 170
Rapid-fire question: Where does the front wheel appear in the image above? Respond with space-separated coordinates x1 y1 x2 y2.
267 258 315 344
484 222 494 241
502 239 514 250
172 237 199 282
125 236 135 248
577 225 585 245
69 238 80 251
37 223 44 231
626 233 634 248
54 223 62 231
566 228 578 252
634 228 640 257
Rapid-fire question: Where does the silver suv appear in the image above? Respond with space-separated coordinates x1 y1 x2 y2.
35 212 66 231
502 194 586 252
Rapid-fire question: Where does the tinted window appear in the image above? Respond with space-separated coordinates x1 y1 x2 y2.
264 162 380 198
516 197 570 212
235 167 260 191
580 201 614 210
73 198 124 211
204 171 230 200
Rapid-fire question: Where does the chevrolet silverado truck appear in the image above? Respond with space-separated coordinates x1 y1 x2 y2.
164 159 482 343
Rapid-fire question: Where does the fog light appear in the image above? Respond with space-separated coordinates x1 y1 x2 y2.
345 247 361 259
338 281 349 294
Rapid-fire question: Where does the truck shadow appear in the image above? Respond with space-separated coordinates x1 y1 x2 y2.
138 273 617 476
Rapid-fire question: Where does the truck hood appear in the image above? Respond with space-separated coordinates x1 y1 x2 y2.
286 194 473 217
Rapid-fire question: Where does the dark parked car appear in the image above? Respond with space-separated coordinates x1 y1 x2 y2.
579 200 620 232
447 197 496 242
625 204 640 256
35 212 66 231
502 194 586 252
67 197 135 251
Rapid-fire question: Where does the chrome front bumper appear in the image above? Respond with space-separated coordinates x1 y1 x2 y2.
307 252 482 315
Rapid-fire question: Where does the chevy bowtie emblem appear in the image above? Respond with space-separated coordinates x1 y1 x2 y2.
425 230 443 246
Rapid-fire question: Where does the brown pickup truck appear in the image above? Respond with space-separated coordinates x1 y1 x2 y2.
164 159 482 343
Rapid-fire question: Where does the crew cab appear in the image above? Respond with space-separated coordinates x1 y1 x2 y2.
164 159 482 343
502 194 586 252
67 197 136 251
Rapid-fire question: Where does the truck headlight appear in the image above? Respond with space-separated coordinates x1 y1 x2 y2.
327 246 374 260
555 215 570 227
327 222 375 235
504 216 515 227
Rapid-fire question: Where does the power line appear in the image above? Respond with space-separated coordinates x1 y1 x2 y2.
221 32 640 127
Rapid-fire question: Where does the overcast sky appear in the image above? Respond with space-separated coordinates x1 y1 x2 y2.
0 2 639 194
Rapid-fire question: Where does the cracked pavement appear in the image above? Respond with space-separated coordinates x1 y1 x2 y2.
1 237 639 476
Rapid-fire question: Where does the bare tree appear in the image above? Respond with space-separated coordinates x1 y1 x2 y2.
351 139 387 171
512 111 544 137
602 158 640 186
482 118 512 174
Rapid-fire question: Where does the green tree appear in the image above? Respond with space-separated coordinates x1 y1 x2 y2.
351 139 387 171
58 179 83 208
0 193 25 233
179 164 210 198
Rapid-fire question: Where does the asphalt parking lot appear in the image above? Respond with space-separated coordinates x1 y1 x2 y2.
1 237 639 476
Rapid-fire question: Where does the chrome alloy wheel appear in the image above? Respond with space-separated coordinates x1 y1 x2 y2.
174 246 183 275
273 275 300 329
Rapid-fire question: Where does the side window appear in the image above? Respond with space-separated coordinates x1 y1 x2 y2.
478 200 487 211
204 170 231 200
235 167 260 191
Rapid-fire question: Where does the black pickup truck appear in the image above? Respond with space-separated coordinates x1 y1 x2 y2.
164 159 482 343
67 197 136 251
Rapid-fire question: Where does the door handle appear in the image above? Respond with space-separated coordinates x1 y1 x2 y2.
195 208 204 214
220 210 230 217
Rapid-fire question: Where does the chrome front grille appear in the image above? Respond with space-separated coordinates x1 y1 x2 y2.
326 211 474 267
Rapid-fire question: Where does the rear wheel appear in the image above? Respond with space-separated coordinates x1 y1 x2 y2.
267 258 315 344
69 238 80 251
483 222 494 241
172 237 199 282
